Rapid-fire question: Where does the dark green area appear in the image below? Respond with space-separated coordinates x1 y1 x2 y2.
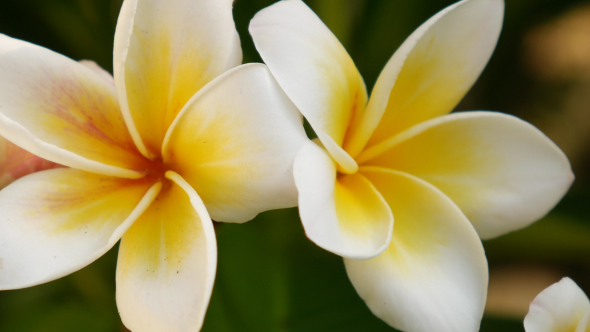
1 0 590 331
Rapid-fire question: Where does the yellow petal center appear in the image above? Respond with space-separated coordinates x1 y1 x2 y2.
134 155 177 192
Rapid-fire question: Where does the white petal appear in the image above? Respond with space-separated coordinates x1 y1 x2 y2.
360 112 573 239
162 64 307 223
525 277 590 332
0 169 160 289
345 168 488 332
347 0 504 156
576 311 590 332
79 60 115 85
294 140 392 259
114 0 242 157
116 171 216 332
317 132 358 174
0 34 146 179
250 0 368 158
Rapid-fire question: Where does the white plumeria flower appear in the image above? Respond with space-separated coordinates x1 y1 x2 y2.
250 0 574 331
0 0 307 331
525 277 590 332
0 135 59 189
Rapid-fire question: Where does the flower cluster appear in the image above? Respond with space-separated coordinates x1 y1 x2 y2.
0 0 574 331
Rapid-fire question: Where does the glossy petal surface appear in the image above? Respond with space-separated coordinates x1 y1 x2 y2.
293 141 392 259
117 172 216 332
345 168 488 332
0 34 145 179
114 0 242 157
362 112 573 239
163 64 306 223
0 168 159 289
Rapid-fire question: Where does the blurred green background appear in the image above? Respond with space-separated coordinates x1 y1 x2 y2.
1 0 590 331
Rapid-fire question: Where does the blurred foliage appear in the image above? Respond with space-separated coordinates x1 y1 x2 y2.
1 0 590 331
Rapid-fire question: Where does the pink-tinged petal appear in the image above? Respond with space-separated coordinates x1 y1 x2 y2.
0 135 60 190
0 34 146 179
0 168 160 290
345 168 488 332
361 112 573 239
293 140 393 259
524 278 590 332
114 0 242 158
116 171 216 332
250 0 368 159
163 64 307 223
350 0 504 155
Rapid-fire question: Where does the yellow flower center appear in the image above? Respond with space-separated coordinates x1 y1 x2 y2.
139 157 172 187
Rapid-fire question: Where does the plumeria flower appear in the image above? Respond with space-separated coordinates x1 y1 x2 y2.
0 0 306 331
0 135 59 189
250 0 573 331
525 277 590 332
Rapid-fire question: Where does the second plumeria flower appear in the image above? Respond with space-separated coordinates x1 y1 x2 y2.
0 0 306 331
250 0 573 331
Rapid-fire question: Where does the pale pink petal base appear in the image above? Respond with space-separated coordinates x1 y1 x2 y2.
0 34 146 178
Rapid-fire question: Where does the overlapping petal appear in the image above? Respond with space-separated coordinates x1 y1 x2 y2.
0 135 59 189
250 0 368 162
350 0 504 155
79 60 115 85
293 141 392 259
0 34 146 179
360 112 573 239
114 0 242 157
0 168 160 290
524 278 590 332
116 171 216 332
579 314 590 332
163 64 307 223
345 168 487 332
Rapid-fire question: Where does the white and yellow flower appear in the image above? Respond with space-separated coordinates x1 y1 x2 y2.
525 277 590 332
250 0 573 331
0 0 306 331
